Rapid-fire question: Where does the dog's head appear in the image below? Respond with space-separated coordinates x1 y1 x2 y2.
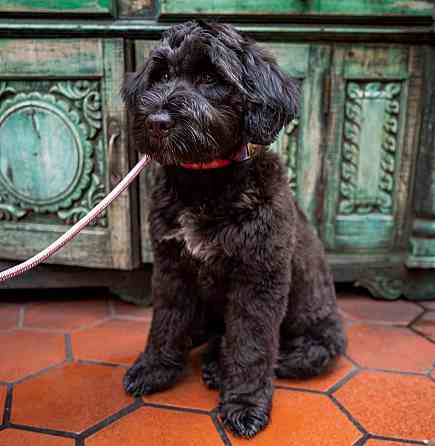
123 21 299 165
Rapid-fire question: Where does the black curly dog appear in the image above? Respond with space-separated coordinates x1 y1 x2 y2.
122 21 346 438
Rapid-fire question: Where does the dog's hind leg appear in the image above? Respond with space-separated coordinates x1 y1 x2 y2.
276 226 346 379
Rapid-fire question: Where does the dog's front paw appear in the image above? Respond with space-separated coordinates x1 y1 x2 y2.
124 355 181 397
219 402 270 438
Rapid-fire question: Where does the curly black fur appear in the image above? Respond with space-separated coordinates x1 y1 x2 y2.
122 21 346 439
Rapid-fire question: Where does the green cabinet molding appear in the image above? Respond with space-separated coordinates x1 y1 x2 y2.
0 0 115 15
0 0 435 301
159 0 433 18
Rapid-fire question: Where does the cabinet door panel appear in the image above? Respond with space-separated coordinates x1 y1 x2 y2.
323 45 422 254
0 39 138 269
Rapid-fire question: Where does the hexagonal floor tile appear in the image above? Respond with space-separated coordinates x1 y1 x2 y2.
0 304 21 330
12 363 133 433
86 407 224 446
142 350 219 411
0 429 74 445
24 299 110 331
334 371 435 441
72 319 150 365
229 389 361 445
111 301 152 320
337 296 422 325
0 330 65 382
275 357 354 392
412 312 435 341
346 324 435 372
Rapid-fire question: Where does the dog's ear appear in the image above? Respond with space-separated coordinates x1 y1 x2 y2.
241 42 300 145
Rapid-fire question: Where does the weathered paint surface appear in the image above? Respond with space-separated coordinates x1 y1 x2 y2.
160 0 433 16
322 44 422 258
0 39 139 270
118 0 151 16
0 0 113 14
0 40 103 77
407 47 435 269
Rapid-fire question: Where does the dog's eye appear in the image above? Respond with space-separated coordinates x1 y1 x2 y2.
161 72 170 82
199 72 216 85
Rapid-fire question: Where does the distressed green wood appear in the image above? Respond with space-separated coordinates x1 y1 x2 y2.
0 0 114 15
407 47 435 268
0 39 139 269
118 0 151 16
0 39 103 77
0 21 432 44
323 45 418 254
135 40 159 263
160 0 433 17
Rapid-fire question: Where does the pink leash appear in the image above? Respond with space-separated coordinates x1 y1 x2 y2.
0 155 151 283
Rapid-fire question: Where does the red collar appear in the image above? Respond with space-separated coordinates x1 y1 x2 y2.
179 144 260 170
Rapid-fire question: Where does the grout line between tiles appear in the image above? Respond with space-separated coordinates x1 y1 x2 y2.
370 433 430 445
112 315 153 322
329 394 367 435
8 423 78 439
79 399 143 440
409 326 435 346
76 359 129 369
357 367 429 377
353 433 369 446
2 385 13 425
108 300 116 318
407 308 427 328
65 334 74 362
327 367 360 395
141 400 213 416
210 410 232 446
274 384 325 395
344 353 362 368
17 306 25 329
76 438 84 446
13 361 67 385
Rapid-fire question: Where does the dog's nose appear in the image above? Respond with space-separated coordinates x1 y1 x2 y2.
146 112 174 136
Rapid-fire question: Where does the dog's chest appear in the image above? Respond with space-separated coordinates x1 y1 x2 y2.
162 209 225 262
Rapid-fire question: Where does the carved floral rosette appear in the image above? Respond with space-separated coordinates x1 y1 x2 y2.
0 80 107 226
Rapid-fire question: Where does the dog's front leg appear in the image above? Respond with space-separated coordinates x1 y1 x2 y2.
219 274 288 438
124 249 196 397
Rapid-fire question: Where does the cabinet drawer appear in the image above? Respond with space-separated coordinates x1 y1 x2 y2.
0 39 139 270
0 0 114 15
159 0 433 18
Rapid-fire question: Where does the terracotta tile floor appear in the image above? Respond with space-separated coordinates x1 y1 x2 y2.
0 290 434 446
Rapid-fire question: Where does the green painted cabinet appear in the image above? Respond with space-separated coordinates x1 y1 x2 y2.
0 39 139 269
0 0 434 300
